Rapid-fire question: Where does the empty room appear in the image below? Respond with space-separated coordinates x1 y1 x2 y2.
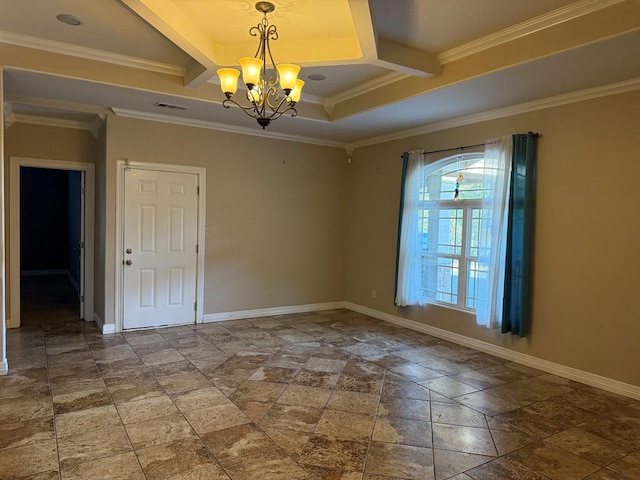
1 1 639 479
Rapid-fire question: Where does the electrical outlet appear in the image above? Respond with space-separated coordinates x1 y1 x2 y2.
371 290 377 298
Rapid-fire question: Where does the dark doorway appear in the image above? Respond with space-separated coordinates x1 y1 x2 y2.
20 167 82 328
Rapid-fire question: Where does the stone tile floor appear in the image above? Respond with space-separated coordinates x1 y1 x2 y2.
1 281 640 479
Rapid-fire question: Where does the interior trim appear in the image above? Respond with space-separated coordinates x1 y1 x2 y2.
202 302 346 323
349 77 640 149
0 31 185 77
114 160 206 333
112 77 640 150
438 0 626 64
110 108 343 148
8 157 95 329
344 302 640 401
6 112 92 132
201 299 640 400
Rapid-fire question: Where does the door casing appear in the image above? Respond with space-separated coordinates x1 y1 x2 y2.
115 159 206 332
8 156 95 328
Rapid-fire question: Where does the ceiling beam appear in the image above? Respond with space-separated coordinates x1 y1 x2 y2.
375 37 441 77
184 61 212 89
347 0 441 77
120 0 217 88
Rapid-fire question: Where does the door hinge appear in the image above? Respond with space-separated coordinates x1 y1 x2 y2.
194 301 197 311
80 295 84 302
196 186 200 195
81 241 84 249
195 244 199 253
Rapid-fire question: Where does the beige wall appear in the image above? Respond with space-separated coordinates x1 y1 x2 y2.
103 115 347 324
3 123 98 323
0 71 5 368
345 89 640 387
94 121 107 325
4 123 98 163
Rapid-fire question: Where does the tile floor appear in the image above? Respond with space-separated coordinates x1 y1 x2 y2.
2 277 640 479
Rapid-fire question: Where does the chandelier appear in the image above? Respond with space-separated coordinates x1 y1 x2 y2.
216 2 304 129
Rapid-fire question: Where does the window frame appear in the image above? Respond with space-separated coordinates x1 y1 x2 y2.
417 152 486 312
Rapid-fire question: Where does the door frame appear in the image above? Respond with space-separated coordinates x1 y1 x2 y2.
115 159 206 332
8 156 95 328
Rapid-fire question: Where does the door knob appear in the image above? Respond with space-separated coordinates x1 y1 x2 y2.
125 259 133 266
126 248 132 254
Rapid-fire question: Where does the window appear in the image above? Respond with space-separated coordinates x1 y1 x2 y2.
417 153 497 310
396 135 536 334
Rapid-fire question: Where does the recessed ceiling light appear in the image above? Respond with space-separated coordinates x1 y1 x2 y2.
307 74 326 81
56 14 82 26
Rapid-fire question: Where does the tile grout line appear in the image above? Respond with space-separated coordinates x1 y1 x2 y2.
122 327 233 480
91 329 150 480
44 335 63 480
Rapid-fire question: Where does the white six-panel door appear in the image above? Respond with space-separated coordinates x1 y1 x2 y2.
123 168 199 330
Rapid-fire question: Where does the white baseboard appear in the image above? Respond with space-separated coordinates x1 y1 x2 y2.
0 358 8 375
202 302 345 323
93 312 116 334
84 298 640 400
344 302 640 401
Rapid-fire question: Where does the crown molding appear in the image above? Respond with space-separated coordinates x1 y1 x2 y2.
439 0 626 64
328 0 622 105
3 102 14 128
330 71 411 105
8 112 98 133
89 115 106 139
349 77 640 149
110 108 347 148
0 31 186 77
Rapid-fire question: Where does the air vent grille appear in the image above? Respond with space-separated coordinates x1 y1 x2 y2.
154 102 188 111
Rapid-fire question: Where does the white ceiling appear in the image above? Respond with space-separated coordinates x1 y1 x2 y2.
1 0 639 148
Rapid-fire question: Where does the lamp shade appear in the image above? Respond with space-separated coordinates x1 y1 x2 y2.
217 68 240 95
239 57 264 87
289 79 304 103
276 63 301 92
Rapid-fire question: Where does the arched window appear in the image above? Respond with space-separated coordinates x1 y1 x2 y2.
396 134 537 336
417 153 495 309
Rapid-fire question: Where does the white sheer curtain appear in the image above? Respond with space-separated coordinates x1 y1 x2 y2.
475 135 512 328
395 150 426 306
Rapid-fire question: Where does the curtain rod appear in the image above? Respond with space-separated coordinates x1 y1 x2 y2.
401 133 540 158
424 143 484 156
400 143 482 159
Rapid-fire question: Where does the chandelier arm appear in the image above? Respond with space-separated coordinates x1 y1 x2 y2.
265 93 293 114
222 97 297 122
267 105 298 123
267 99 298 120
219 2 302 129
264 24 280 86
222 98 267 119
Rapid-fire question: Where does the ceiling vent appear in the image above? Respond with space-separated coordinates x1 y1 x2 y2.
154 102 188 111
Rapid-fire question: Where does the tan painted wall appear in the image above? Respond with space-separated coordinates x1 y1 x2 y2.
103 115 347 324
4 123 98 163
94 121 107 325
3 123 98 323
0 70 6 368
345 89 640 387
